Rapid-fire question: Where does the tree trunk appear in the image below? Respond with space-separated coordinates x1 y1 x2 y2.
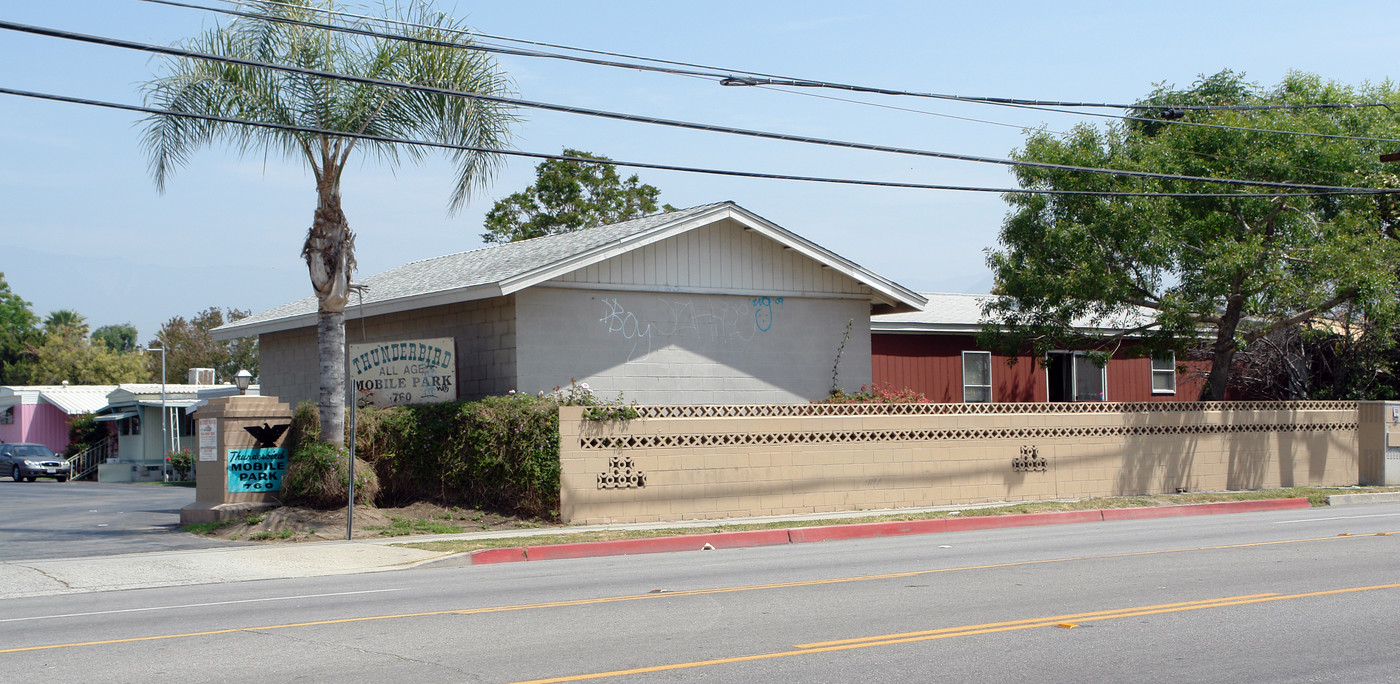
318 307 346 445
303 185 355 446
1205 343 1236 402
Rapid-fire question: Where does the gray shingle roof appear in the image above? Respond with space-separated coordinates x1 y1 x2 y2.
873 292 1156 333
218 202 733 335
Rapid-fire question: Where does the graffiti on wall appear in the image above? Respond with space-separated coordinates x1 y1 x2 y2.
598 295 784 361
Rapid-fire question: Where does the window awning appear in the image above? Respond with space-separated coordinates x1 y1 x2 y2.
93 411 139 422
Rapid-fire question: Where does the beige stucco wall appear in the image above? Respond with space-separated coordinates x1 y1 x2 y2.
258 297 517 408
559 401 1359 524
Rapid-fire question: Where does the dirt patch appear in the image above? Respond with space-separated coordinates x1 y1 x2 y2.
193 502 558 542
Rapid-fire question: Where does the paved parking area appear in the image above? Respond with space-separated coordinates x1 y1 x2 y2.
0 480 245 561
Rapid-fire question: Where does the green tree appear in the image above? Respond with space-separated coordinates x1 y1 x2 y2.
140 0 516 445
0 273 40 384
985 71 1400 400
92 323 139 353
149 308 259 384
43 309 88 338
482 149 674 243
20 328 151 385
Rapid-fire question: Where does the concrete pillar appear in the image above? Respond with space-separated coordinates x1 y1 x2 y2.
180 395 293 524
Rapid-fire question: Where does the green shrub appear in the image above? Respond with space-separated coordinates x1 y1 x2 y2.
166 448 194 480
281 386 637 520
282 440 379 509
370 393 561 518
64 413 110 457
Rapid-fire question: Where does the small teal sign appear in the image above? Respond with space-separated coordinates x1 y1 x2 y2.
227 448 287 493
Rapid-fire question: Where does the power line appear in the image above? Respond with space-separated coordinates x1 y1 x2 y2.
189 0 1400 115
1 19 1385 195
756 84 1369 182
5 85 1390 200
148 0 1400 147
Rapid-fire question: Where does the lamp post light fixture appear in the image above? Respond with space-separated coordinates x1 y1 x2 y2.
233 369 254 395
135 344 169 479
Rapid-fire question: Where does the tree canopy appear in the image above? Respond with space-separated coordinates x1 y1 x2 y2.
149 307 258 384
92 324 139 354
140 0 516 444
0 273 40 384
482 149 673 243
19 327 151 386
984 71 1400 400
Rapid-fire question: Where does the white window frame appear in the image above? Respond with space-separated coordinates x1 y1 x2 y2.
961 351 993 403
0 405 12 425
1151 352 1177 395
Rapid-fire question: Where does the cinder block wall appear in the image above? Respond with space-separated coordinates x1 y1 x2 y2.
559 401 1359 524
258 296 517 407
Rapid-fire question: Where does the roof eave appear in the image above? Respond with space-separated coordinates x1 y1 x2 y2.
211 284 506 339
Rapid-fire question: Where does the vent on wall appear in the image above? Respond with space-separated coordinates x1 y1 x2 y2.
188 368 216 385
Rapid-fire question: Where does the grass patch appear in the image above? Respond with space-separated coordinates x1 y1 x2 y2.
369 516 464 537
181 512 268 535
248 529 296 541
392 486 1397 554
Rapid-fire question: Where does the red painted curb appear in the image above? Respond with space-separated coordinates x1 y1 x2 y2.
470 547 528 564
522 529 792 562
787 518 948 543
943 509 1105 532
1099 497 1310 520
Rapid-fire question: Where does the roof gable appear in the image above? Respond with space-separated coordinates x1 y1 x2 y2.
215 202 924 338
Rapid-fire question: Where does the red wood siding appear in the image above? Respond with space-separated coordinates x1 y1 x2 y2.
872 333 1212 403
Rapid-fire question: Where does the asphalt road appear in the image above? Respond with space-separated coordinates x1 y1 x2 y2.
0 480 244 560
3 504 1398 682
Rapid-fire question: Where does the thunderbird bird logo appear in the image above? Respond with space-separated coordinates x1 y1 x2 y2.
244 423 290 447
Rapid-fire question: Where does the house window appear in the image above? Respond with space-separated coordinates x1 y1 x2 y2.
0 406 12 425
962 351 992 403
121 415 141 436
1046 351 1106 402
1152 352 1176 394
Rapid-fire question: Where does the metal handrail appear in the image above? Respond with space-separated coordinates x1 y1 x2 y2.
67 435 116 481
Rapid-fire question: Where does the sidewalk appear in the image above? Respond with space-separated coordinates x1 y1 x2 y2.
3 493 1393 599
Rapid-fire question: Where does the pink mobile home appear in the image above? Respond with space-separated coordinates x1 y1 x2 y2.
0 385 116 453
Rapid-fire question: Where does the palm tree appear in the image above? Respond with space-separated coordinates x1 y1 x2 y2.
139 0 515 444
44 309 89 338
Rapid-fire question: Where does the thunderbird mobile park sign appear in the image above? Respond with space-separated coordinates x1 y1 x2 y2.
350 337 457 407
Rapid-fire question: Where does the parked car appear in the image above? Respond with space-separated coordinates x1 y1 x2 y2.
0 443 72 482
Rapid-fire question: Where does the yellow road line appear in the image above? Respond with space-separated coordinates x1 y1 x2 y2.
510 582 1400 684
1 531 1393 656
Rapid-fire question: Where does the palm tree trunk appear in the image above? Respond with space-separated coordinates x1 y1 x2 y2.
304 186 355 446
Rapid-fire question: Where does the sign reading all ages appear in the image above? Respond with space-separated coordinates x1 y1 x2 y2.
226 448 287 493
350 337 457 407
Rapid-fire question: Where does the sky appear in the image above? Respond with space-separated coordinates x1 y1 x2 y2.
1 0 1396 342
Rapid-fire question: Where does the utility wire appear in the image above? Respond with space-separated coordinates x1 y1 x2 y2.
190 0 1400 114
2 20 1385 194
756 83 1369 182
149 0 1400 146
5 85 1391 200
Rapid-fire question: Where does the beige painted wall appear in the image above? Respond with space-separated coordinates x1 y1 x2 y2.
559 401 1359 524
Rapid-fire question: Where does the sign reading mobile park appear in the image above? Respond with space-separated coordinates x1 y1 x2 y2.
350 337 457 407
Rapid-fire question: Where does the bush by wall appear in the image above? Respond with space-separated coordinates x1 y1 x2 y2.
282 439 380 509
287 394 563 519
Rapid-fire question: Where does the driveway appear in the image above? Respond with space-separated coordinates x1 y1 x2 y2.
0 480 246 561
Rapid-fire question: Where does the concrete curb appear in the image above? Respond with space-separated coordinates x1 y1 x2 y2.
1328 491 1400 506
467 498 1313 565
